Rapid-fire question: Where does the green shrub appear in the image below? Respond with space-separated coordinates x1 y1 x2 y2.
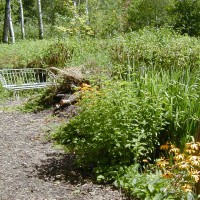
171 0 200 37
53 65 200 178
115 164 197 200
53 81 167 169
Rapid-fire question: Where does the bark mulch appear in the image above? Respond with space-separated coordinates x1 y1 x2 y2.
0 101 124 200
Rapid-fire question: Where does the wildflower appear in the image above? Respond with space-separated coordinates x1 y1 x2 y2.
162 171 173 179
182 184 192 192
160 141 172 150
170 144 176 149
157 158 168 168
185 143 191 149
190 172 200 182
169 147 180 154
191 143 199 151
174 154 185 161
160 144 169 151
81 83 91 88
178 161 190 170
196 142 200 147
189 156 200 166
185 149 196 154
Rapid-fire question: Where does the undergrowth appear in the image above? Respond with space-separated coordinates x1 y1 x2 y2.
1 27 200 199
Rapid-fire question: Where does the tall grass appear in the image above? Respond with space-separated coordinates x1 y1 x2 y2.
0 39 54 69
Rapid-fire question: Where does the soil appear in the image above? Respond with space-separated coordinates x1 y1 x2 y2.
0 101 125 200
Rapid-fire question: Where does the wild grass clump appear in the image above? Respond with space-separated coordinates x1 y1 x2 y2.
0 39 55 69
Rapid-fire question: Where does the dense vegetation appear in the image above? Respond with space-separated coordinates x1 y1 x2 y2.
1 0 200 199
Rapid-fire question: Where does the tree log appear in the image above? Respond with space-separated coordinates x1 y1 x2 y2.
60 92 81 106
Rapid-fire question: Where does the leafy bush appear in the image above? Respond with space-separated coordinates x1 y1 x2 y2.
171 0 200 37
53 81 167 169
21 87 56 112
115 164 197 200
53 64 200 179
127 0 173 31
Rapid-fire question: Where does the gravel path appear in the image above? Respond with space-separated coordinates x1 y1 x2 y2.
0 104 123 200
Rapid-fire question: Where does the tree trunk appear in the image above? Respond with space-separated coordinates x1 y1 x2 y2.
19 0 25 39
73 0 78 18
37 0 44 39
9 5 15 43
2 0 11 43
85 0 89 24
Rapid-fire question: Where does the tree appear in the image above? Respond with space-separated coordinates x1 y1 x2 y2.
127 0 174 31
37 0 44 39
171 0 200 36
3 0 15 43
19 0 25 39
9 3 15 43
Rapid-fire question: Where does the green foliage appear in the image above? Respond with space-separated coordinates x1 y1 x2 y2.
37 41 75 67
1 0 200 41
22 87 55 112
53 81 166 168
109 27 200 74
115 164 197 199
0 84 12 100
127 0 174 31
0 39 54 68
88 0 126 37
53 56 200 180
171 0 200 37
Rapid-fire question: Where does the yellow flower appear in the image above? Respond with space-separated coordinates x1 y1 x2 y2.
174 154 185 161
162 171 173 179
185 149 196 154
191 143 199 151
160 141 173 150
170 144 176 149
178 161 190 170
189 156 200 166
156 158 169 168
196 142 200 147
185 143 191 149
160 144 169 151
182 184 192 192
191 173 200 182
169 148 180 154
189 170 200 182
81 83 91 88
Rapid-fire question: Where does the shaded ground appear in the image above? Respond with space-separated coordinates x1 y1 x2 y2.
0 101 124 200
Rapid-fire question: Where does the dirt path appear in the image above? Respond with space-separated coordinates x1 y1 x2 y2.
0 104 123 200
